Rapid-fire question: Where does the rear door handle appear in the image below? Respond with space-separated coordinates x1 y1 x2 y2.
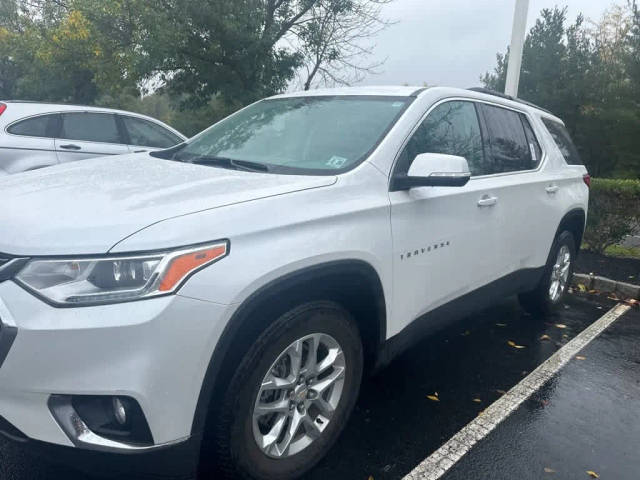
60 144 81 150
545 185 559 194
477 195 498 207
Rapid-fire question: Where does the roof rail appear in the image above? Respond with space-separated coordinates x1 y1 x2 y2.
467 87 552 114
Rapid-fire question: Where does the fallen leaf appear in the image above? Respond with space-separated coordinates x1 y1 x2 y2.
496 323 507 327
508 340 526 349
472 398 482 403
607 293 619 300
586 471 599 478
477 409 485 416
575 355 586 360
368 476 375 480
555 324 567 329
496 389 507 395
426 393 439 402
625 298 638 307
562 334 569 338
540 334 552 341
577 283 587 292
588 289 598 294
544 467 556 473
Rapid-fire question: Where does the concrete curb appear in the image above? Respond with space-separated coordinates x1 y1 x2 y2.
572 273 640 300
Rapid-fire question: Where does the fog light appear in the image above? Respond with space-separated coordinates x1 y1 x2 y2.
113 397 127 426
49 394 154 447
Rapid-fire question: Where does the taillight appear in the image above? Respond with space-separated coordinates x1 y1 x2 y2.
583 174 591 188
0 103 6 116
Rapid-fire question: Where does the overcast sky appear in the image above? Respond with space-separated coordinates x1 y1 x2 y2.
358 0 613 88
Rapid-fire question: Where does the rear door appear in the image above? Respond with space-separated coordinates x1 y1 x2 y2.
1 113 59 173
119 115 183 153
54 112 130 163
476 103 560 276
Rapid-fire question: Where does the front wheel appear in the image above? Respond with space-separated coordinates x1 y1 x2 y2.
519 230 576 315
212 301 363 479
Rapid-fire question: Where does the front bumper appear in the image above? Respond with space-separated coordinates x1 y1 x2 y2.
0 279 232 452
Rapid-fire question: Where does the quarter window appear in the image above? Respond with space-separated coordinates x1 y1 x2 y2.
60 113 121 144
121 116 181 149
521 115 542 169
397 100 487 175
479 104 531 173
7 114 56 138
542 118 582 165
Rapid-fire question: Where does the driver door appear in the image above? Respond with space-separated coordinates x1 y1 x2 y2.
388 100 503 337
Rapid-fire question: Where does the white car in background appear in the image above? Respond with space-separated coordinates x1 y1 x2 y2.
0 86 589 479
0 101 185 174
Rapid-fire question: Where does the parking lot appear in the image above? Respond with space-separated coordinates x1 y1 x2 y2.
0 293 637 480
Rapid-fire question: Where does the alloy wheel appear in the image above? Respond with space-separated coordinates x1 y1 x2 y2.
549 244 571 302
252 333 346 458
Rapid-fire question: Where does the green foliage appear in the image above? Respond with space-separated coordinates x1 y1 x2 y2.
0 0 388 135
583 178 640 254
482 5 640 179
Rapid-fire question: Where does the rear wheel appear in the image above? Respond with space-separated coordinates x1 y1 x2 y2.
210 301 363 479
519 230 576 315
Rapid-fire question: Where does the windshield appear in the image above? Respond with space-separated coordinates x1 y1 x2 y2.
172 96 410 173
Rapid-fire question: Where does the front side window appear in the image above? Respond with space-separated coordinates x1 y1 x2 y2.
172 96 410 173
60 112 121 144
122 116 181 149
542 118 582 165
396 100 487 175
479 104 531 174
7 114 57 138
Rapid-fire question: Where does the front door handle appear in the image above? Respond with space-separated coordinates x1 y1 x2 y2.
545 185 560 194
477 195 498 207
60 144 81 150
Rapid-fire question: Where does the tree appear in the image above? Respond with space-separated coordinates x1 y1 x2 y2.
293 0 392 90
482 4 640 179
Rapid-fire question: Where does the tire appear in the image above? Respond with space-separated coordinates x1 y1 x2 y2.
210 301 363 480
519 230 576 315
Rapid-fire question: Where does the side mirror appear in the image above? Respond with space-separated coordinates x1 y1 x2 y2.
391 153 471 191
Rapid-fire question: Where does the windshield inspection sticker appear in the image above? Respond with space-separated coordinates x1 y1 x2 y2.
326 156 348 168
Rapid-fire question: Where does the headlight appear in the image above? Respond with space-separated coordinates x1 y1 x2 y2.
14 241 228 306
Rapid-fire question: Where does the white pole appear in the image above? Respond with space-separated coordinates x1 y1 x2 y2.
505 0 529 97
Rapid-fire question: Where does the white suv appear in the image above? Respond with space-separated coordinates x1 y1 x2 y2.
0 86 588 479
0 101 185 175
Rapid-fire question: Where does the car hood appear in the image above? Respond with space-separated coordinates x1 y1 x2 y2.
0 154 336 255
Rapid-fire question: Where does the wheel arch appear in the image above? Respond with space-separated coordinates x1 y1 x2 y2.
190 259 387 437
555 208 586 254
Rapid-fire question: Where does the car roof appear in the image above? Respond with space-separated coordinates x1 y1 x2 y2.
268 85 562 122
269 85 427 98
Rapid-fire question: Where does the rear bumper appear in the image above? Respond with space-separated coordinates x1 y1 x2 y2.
0 416 199 479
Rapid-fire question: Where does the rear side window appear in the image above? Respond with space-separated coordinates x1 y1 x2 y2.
542 118 582 165
520 115 542 169
7 114 57 138
397 100 487 175
60 112 121 144
121 116 181 148
479 104 531 173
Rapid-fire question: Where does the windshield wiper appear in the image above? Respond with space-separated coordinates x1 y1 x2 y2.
149 142 187 159
186 155 271 173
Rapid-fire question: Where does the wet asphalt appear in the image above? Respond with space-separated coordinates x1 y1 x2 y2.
442 304 640 480
1 294 635 480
